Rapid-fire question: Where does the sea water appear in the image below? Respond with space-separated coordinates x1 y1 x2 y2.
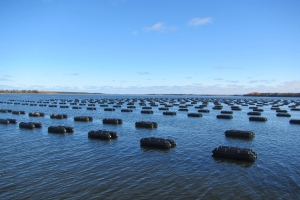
0 94 299 199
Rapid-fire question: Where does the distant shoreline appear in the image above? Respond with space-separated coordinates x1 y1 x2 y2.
0 92 103 95
0 90 299 97
243 92 300 97
0 90 102 95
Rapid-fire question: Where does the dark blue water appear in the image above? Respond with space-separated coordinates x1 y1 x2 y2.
0 94 299 199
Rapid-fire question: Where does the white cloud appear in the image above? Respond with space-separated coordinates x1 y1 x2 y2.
274 80 300 92
248 80 258 83
226 80 239 83
0 75 13 81
65 73 79 76
52 85 81 91
188 17 212 26
93 80 300 94
248 79 276 84
2 80 299 94
83 85 100 90
0 78 12 81
143 23 165 31
138 72 150 75
142 23 177 32
132 31 138 35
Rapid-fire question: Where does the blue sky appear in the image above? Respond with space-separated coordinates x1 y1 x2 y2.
0 0 299 94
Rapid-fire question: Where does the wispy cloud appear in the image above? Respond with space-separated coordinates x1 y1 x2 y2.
248 79 276 84
65 73 79 76
186 77 192 79
143 22 165 31
0 78 12 81
280 80 300 91
248 80 258 83
226 80 239 83
29 85 45 89
3 79 299 94
138 72 150 75
188 17 212 26
213 78 239 83
142 22 177 33
83 85 100 90
132 31 139 35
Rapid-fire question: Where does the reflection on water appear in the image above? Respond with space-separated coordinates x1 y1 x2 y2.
140 145 171 153
212 157 254 168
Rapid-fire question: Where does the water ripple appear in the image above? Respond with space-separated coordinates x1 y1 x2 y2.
1 94 300 199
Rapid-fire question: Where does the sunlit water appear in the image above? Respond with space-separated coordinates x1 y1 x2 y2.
0 94 299 199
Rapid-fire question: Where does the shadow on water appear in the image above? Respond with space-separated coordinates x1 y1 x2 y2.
224 136 254 142
140 145 171 153
212 156 255 168
47 132 73 136
135 127 157 130
18 128 43 133
87 137 115 144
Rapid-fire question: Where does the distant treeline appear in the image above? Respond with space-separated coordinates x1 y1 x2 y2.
0 90 102 94
0 90 39 93
244 92 300 97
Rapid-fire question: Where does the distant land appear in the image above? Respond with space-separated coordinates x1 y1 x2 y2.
0 90 102 94
243 92 300 97
0 90 299 97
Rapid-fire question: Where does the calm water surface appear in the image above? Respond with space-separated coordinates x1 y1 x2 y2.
0 94 299 199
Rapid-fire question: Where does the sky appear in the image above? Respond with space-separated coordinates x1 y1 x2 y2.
0 0 299 94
